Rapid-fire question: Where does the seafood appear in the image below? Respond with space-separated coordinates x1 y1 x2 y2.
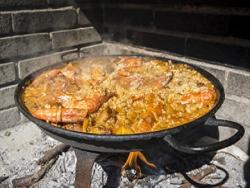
32 108 87 123
22 56 217 135
31 92 114 123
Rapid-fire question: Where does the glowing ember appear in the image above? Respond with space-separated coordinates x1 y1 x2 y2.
122 152 157 177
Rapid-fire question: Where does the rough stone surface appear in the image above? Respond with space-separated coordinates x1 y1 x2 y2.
226 72 250 100
78 9 90 26
0 107 21 130
217 120 250 155
0 85 16 110
0 123 60 185
216 98 250 128
18 48 78 78
13 8 77 34
80 44 106 56
216 98 250 152
0 33 52 59
0 62 16 85
0 13 12 35
0 0 46 8
20 113 30 124
51 27 101 49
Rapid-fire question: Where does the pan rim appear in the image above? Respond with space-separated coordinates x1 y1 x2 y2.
15 54 225 142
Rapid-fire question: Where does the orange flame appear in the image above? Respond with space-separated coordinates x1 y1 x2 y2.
122 152 156 176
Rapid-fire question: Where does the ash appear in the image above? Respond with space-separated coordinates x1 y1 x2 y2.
0 123 248 188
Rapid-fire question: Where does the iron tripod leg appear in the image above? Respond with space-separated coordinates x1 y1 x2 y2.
74 148 99 188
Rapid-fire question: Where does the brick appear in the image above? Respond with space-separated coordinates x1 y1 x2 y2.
0 0 46 9
51 27 101 49
104 8 153 27
216 98 250 128
185 38 249 68
0 13 12 35
0 62 16 85
155 11 229 36
217 120 250 154
0 107 21 130
235 125 250 154
78 9 90 26
18 49 78 78
13 8 77 34
216 98 250 152
80 44 106 55
0 85 16 110
198 66 226 87
20 113 30 124
127 30 185 54
226 72 250 99
0 33 52 59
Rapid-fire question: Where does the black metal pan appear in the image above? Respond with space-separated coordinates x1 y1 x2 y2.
14 55 244 154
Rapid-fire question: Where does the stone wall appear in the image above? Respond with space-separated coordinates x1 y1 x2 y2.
96 1 250 70
0 0 102 129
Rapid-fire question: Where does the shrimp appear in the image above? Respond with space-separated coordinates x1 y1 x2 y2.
32 92 114 123
85 92 115 113
32 108 87 123
120 57 143 67
180 89 215 104
31 63 79 87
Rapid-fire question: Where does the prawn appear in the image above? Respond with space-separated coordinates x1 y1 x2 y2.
32 92 114 123
180 89 215 104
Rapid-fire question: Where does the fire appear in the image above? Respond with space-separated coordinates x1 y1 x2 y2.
122 152 157 177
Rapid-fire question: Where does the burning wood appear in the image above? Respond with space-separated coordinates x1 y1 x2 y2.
37 144 70 165
122 152 157 178
12 157 57 188
0 176 8 184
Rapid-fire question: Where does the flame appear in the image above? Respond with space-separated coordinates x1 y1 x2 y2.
122 152 156 176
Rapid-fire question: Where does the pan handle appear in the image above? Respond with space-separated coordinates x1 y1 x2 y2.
165 118 245 154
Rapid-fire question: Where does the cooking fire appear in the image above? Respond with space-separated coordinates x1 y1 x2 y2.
122 152 157 178
0 125 248 188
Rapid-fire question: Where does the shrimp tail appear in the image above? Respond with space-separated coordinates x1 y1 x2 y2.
32 108 87 123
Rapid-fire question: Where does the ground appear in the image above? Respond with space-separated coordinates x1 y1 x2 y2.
0 122 248 187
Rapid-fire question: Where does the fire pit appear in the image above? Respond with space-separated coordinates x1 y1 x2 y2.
0 1 249 187
0 122 248 187
13 55 244 188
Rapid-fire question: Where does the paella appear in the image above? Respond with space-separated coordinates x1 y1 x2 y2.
22 56 217 135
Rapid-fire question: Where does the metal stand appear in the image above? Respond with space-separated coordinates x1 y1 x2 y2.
74 148 99 188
